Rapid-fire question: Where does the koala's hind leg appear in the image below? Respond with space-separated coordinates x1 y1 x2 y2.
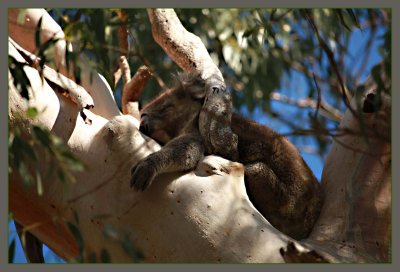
244 162 285 216
244 162 304 238
130 133 205 191
244 161 318 239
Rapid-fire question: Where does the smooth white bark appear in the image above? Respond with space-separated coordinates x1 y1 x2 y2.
8 8 391 263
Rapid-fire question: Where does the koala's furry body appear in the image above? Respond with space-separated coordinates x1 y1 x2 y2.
130 73 322 239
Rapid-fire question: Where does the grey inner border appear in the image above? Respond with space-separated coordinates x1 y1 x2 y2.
1 0 397 272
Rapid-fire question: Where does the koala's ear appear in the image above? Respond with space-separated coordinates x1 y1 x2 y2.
176 72 206 100
187 83 206 100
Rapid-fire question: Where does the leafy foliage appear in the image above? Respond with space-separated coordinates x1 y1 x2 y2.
8 56 31 100
45 8 390 158
9 107 85 194
8 8 390 263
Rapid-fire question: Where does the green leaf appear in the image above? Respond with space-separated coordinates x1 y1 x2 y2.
18 161 33 186
8 55 31 100
19 137 37 162
57 169 66 183
65 42 71 73
63 170 77 184
8 239 16 263
32 126 51 147
73 210 80 225
335 10 351 31
120 234 143 262
36 170 43 196
102 224 119 240
346 9 361 29
17 9 27 25
67 222 84 255
8 212 14 223
371 64 385 92
35 16 43 50
26 107 39 118
242 27 255 38
39 38 60 57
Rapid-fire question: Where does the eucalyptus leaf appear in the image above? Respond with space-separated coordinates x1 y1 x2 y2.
26 107 39 118
8 239 16 263
67 222 84 255
35 16 43 50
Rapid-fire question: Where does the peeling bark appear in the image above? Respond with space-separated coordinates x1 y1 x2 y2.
8 8 121 120
8 8 391 263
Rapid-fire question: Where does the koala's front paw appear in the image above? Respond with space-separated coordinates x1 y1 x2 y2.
130 160 157 191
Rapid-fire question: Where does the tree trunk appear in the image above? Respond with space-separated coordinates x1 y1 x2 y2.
8 8 390 263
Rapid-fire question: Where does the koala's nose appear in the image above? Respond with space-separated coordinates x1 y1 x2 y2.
139 118 149 135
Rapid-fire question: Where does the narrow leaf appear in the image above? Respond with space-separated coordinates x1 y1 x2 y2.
20 138 37 162
35 16 43 50
36 170 43 196
26 107 39 118
73 210 80 225
18 161 33 186
32 126 51 147
67 222 84 255
346 9 361 29
242 27 255 38
8 239 16 263
102 223 119 240
17 10 27 25
335 10 351 31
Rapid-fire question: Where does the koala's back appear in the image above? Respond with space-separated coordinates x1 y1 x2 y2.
231 113 322 239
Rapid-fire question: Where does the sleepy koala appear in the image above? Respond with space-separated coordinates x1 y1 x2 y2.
130 73 322 239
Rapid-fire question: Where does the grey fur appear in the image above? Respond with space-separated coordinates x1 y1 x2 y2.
130 73 322 239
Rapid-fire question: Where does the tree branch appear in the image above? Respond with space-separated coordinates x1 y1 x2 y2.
147 9 222 81
8 8 391 264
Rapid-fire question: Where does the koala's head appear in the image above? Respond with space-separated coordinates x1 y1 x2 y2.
139 73 206 144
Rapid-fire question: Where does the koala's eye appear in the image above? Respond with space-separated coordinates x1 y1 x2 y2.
141 113 148 118
160 105 174 114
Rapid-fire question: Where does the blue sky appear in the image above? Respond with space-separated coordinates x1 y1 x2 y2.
8 13 387 263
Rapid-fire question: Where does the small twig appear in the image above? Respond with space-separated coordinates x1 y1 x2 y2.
303 9 376 143
353 25 377 85
270 9 293 22
128 28 166 89
332 136 390 157
270 92 343 121
304 10 352 105
312 73 322 119
67 170 119 204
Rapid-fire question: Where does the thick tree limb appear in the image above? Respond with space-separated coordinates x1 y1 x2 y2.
147 9 222 81
148 8 238 163
8 8 391 263
8 8 121 120
304 82 391 262
9 8 294 263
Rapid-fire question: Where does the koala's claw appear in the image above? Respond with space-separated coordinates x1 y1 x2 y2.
130 162 156 192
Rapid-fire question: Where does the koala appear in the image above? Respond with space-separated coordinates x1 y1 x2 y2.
130 73 322 239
